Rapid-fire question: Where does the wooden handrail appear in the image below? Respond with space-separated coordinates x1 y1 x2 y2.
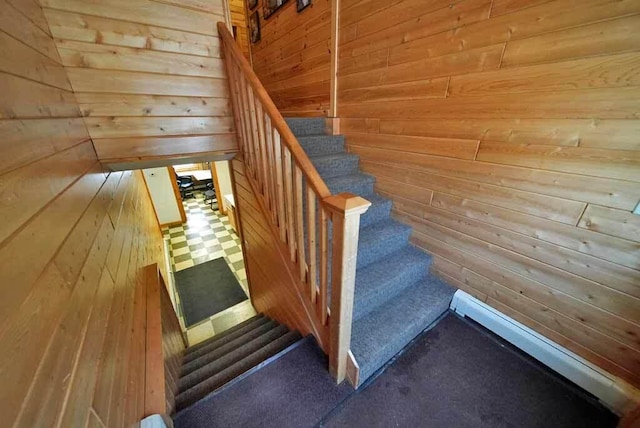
144 264 186 417
217 22 330 199
218 22 370 386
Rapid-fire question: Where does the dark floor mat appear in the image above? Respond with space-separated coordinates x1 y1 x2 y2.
175 258 247 326
173 338 353 428
321 313 618 428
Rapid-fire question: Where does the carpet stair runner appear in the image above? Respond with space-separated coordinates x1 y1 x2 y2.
174 314 301 413
286 117 456 386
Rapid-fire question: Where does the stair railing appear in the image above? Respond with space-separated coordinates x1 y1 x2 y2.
217 22 370 383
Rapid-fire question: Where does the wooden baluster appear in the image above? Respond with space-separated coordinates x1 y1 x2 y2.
273 129 287 243
319 206 329 325
237 73 255 173
294 165 307 283
283 148 296 262
307 188 317 303
264 115 278 224
221 49 246 162
323 193 371 383
246 86 261 186
255 101 270 205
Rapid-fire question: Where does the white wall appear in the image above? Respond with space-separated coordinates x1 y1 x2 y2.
143 168 183 225
214 161 234 212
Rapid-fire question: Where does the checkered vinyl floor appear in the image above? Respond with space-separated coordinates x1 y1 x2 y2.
163 192 256 345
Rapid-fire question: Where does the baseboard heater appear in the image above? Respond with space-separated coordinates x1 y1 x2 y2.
450 290 640 416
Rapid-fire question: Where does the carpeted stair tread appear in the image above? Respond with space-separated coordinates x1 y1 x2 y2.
175 330 302 412
285 118 325 136
351 274 455 385
310 153 360 179
358 193 393 228
297 135 345 157
181 320 279 376
179 324 289 392
354 246 431 321
183 316 270 363
324 173 375 196
356 220 412 269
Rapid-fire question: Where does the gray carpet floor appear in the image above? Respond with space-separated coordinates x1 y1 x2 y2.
174 312 617 428
321 313 618 428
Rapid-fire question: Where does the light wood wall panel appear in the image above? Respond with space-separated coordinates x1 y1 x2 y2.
337 0 640 388
42 0 237 164
0 3 167 426
250 0 331 116
230 0 250 59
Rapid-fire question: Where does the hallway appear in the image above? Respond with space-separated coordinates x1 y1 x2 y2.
163 191 256 346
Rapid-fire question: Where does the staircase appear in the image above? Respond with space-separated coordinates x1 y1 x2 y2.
286 118 456 386
174 314 301 413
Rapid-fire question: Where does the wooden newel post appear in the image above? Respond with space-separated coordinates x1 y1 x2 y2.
323 193 371 383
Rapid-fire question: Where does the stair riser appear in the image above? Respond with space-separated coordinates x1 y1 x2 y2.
175 331 302 412
359 199 393 228
357 227 412 269
179 325 289 392
312 156 360 179
286 118 325 136
353 261 427 321
298 136 345 157
181 321 279 376
183 316 269 363
326 176 375 196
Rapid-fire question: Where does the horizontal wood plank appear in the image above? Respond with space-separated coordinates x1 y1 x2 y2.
44 8 221 57
476 142 640 182
351 145 640 210
0 72 81 119
340 44 504 91
378 118 640 150
65 68 228 97
448 52 640 96
0 31 71 90
360 159 587 224
57 40 226 78
83 116 234 138
431 192 640 270
0 118 89 174
339 87 640 119
578 205 640 243
75 93 231 117
94 134 238 159
40 0 220 36
346 132 479 160
387 0 640 65
0 0 59 60
502 14 640 67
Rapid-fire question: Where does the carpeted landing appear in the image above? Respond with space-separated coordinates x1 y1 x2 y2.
173 312 617 428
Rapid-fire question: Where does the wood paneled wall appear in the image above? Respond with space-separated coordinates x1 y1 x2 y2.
0 3 167 426
230 0 250 59
231 157 318 341
336 0 640 388
41 0 238 164
250 0 332 116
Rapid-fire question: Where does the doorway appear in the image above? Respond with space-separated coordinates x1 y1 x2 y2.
142 160 256 346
